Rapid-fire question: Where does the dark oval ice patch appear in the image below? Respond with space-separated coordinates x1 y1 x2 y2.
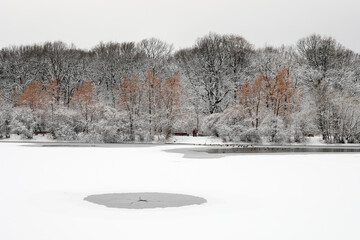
84 192 207 209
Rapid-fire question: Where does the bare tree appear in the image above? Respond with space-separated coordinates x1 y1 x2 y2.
176 33 253 115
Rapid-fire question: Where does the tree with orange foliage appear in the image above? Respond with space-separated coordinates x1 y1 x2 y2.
45 78 60 103
237 72 266 129
162 74 183 137
18 80 46 110
71 81 96 125
265 67 296 118
238 67 297 130
118 76 141 140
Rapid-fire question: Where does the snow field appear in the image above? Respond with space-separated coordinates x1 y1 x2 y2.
1 143 360 240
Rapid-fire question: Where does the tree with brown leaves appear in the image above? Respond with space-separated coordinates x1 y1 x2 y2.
265 67 296 118
162 74 183 137
118 76 141 140
71 81 96 124
18 80 45 110
237 72 266 129
238 67 296 129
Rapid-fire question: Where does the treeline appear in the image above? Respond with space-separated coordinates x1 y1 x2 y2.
0 33 360 143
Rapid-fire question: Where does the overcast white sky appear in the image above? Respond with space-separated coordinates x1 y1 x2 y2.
1 0 360 52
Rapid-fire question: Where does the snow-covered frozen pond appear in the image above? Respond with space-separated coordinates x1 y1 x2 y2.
1 142 360 240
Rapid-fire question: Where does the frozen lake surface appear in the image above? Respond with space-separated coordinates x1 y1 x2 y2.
204 145 360 154
1 142 360 240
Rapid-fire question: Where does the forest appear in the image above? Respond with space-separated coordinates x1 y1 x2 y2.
0 33 360 143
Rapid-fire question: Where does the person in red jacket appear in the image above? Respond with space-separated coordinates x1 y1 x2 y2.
192 129 196 137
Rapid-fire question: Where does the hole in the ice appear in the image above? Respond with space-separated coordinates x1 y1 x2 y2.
84 192 207 209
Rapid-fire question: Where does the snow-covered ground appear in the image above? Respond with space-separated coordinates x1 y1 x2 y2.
0 134 56 143
1 142 360 240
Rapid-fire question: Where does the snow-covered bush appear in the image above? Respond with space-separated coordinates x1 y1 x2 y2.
218 107 252 142
49 107 80 141
201 113 222 137
0 104 11 138
75 105 132 143
260 116 292 143
201 106 260 143
10 107 37 139
101 125 125 143
292 99 318 143
239 129 262 143
161 104 197 138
